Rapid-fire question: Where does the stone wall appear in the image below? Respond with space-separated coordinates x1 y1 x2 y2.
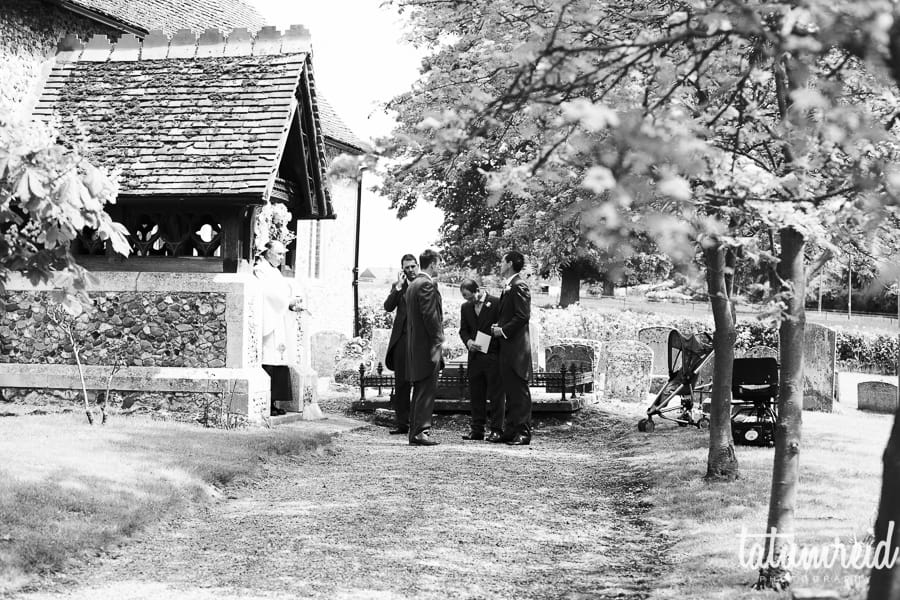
0 0 119 110
0 272 271 423
1 291 227 368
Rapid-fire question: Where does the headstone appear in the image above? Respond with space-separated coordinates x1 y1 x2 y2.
332 337 377 385
637 327 671 376
604 340 653 403
370 328 393 373
803 323 837 412
559 337 605 396
857 381 899 414
741 345 779 359
311 330 348 378
529 320 544 371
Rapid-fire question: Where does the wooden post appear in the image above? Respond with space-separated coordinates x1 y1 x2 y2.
560 364 568 402
359 363 366 402
221 208 243 273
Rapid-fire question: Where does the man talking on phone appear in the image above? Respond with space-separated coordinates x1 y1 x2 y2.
383 254 418 434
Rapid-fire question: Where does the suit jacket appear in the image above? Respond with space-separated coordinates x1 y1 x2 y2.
459 293 501 357
405 273 444 382
383 281 409 371
497 274 532 379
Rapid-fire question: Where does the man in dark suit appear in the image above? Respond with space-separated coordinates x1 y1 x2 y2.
383 253 418 435
491 250 533 446
405 249 444 446
458 278 505 441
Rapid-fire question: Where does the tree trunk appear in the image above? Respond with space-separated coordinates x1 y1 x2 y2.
867 402 900 599
703 243 739 481
756 226 806 591
559 265 581 307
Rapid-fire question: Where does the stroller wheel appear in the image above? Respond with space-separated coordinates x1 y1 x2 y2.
696 416 710 430
742 428 760 443
638 418 655 433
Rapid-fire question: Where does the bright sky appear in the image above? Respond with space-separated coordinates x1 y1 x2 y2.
249 0 444 269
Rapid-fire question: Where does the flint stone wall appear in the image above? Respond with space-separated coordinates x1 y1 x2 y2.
0 0 120 111
0 291 227 368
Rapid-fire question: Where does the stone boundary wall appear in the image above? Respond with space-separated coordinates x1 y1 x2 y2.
1 291 227 368
0 272 269 422
1 272 260 369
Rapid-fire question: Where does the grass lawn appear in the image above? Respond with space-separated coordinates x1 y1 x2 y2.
0 413 332 593
601 400 894 599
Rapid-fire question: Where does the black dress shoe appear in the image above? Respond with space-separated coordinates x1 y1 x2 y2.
461 431 484 441
388 427 409 435
270 407 286 416
409 432 439 446
486 431 504 443
505 434 531 446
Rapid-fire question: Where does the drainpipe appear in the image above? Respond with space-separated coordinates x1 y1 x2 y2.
352 167 367 338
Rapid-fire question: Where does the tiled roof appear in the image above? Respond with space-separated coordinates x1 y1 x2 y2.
317 96 370 153
32 28 328 201
55 0 263 35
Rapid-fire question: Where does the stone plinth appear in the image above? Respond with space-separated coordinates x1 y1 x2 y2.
857 381 899 414
0 363 270 424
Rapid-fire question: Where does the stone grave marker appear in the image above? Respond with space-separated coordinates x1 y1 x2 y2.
311 330 348 378
604 340 653 403
529 320 544 371
370 328 393 373
638 327 671 377
857 381 899 414
740 345 779 359
803 323 836 411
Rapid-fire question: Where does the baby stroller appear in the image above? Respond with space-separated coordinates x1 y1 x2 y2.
730 357 779 446
638 329 714 433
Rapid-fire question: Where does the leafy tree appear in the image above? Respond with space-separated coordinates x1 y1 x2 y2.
383 0 900 591
0 111 129 299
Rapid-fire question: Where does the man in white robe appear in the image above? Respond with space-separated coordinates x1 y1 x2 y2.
253 241 302 415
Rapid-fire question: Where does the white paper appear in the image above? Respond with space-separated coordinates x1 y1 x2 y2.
474 330 491 353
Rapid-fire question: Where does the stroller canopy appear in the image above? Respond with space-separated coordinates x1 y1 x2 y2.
667 329 713 381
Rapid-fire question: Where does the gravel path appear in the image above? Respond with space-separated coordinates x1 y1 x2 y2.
15 405 669 600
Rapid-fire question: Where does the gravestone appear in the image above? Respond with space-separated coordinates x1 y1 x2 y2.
560 337 606 395
310 330 348 378
604 340 653 403
638 327 671 377
370 328 393 373
529 320 544 371
857 381 899 414
741 345 779 359
803 323 836 412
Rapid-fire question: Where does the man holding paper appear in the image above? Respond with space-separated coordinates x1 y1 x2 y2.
458 278 505 441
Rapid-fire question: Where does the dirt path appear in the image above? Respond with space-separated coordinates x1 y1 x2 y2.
15 407 669 600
